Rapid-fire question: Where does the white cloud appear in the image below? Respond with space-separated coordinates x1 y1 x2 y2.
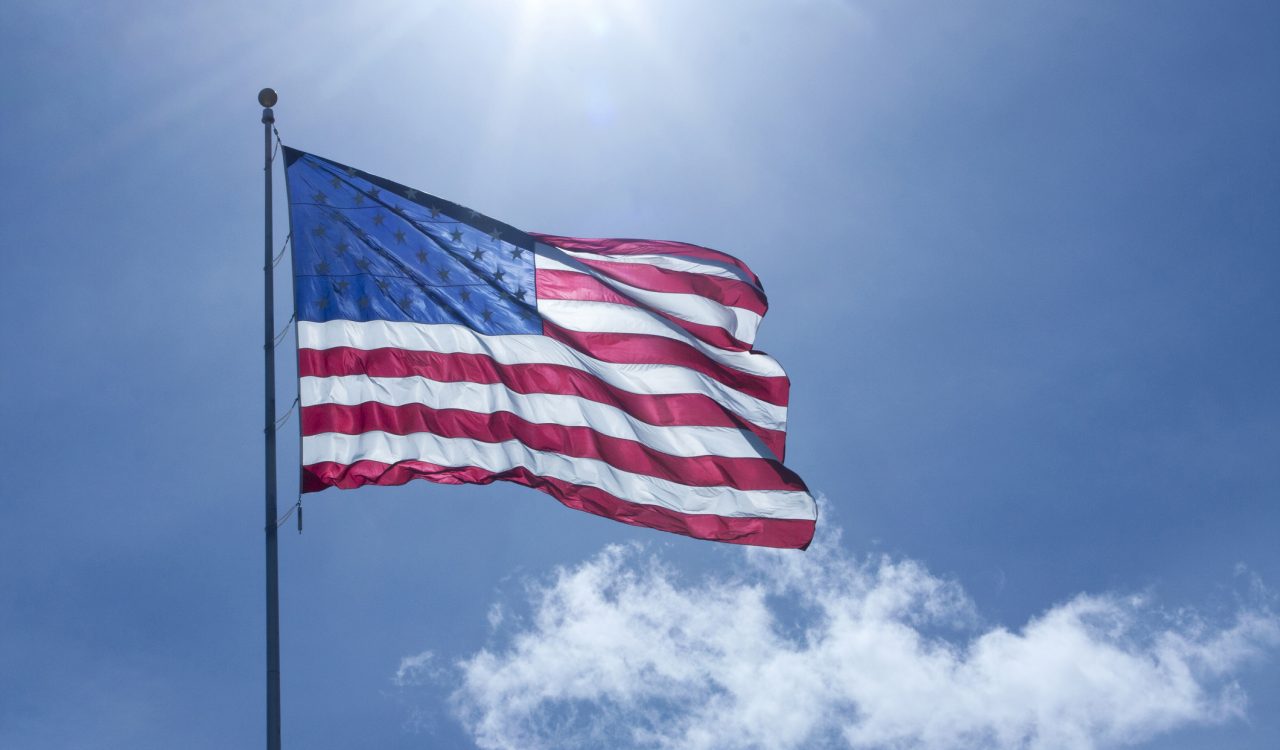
431 511 1278 750
395 650 442 688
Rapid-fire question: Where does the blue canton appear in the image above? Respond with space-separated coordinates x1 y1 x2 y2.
284 147 540 336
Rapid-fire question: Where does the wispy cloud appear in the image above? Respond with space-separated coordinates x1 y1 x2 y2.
395 650 443 688
418 505 1278 750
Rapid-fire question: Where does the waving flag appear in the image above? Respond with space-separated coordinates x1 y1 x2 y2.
284 148 816 548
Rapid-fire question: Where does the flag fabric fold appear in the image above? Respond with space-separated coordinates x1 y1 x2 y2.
284 147 816 549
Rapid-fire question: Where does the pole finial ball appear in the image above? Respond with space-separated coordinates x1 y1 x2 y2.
258 88 278 108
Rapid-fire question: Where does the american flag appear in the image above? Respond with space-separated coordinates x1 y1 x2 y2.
284 148 816 549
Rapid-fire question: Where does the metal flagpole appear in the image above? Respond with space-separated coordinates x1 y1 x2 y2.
259 86 282 750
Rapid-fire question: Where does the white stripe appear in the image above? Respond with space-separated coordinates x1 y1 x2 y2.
304 431 816 520
302 375 775 459
535 254 762 343
550 245 760 288
537 299 784 378
298 320 788 432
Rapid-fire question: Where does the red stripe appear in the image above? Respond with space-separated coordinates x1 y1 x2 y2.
536 268 634 305
302 459 814 549
536 269 753 351
530 234 763 290
541 322 789 406
568 256 768 316
302 402 807 492
299 347 788 459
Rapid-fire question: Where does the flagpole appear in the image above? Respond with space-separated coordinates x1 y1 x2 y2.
259 86 282 750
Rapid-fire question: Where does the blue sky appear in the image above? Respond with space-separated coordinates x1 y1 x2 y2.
2 1 1278 748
